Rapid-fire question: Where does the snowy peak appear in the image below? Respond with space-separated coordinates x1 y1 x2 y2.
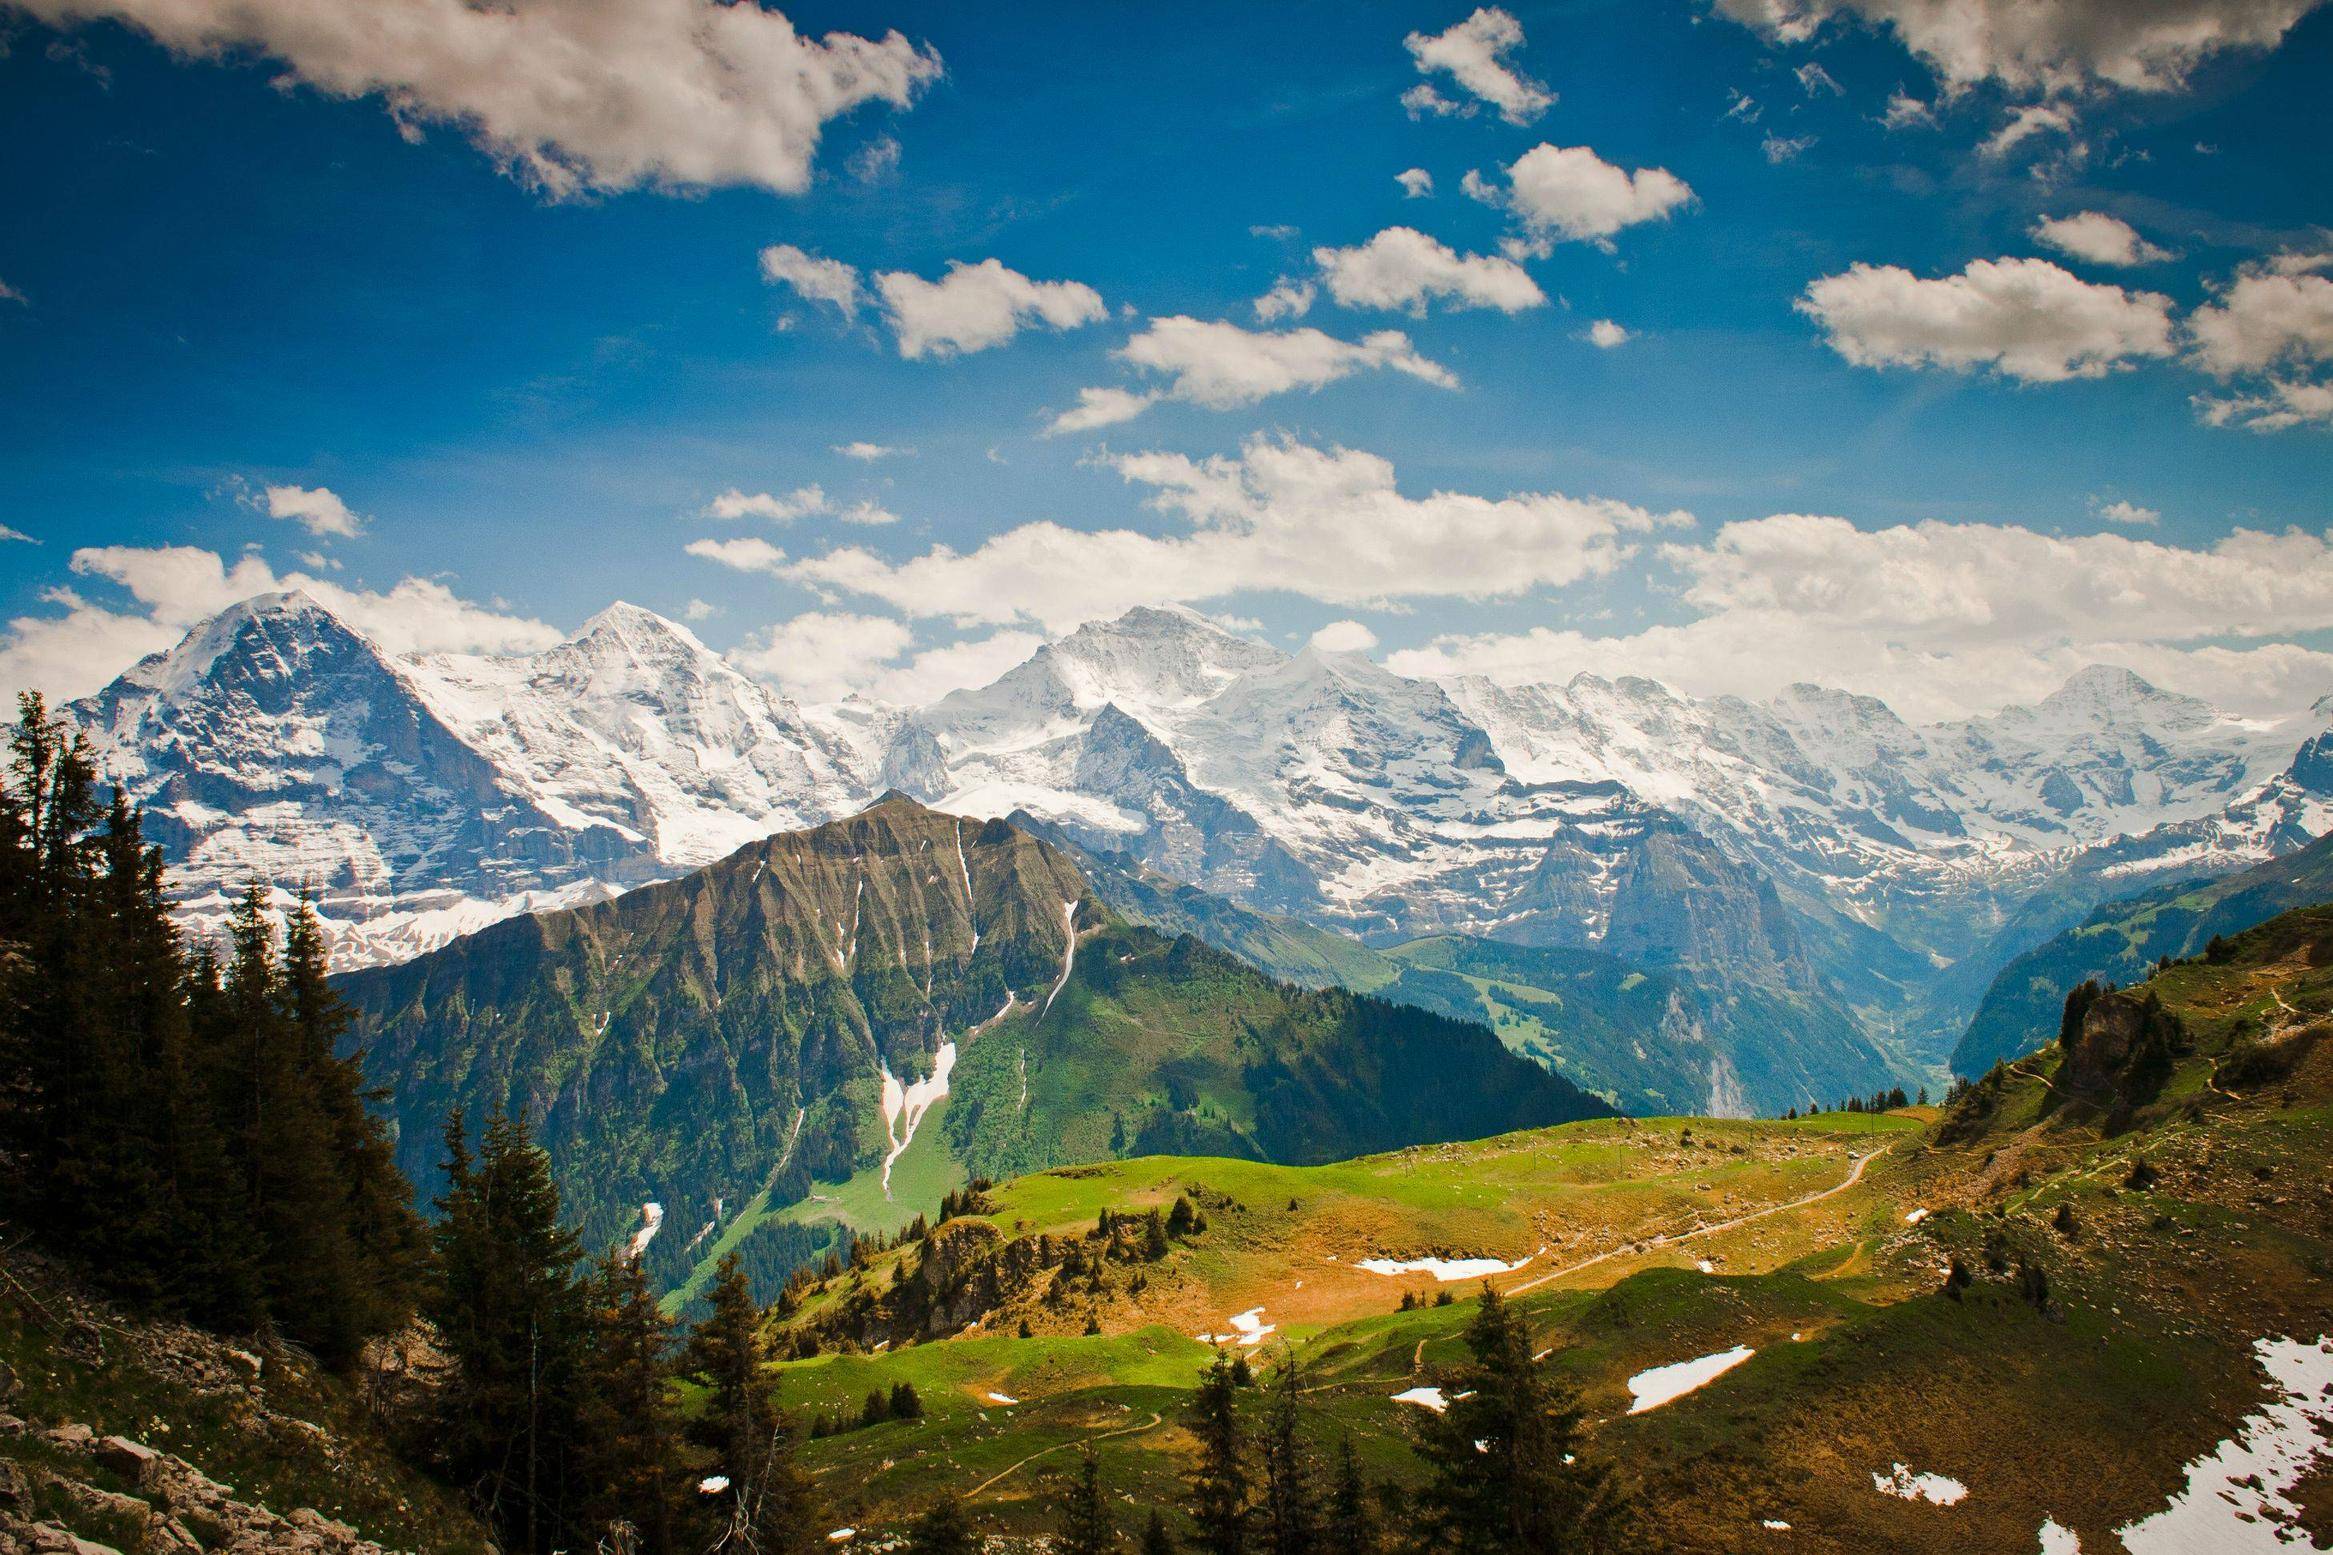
1043 605 1284 715
2015 665 2216 738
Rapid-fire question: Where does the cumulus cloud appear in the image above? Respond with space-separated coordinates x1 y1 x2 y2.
728 611 1042 705
1049 317 1457 432
259 484 366 540
1880 89 1935 128
1389 514 2333 721
22 0 942 199
1466 143 1694 251
1403 7 1553 125
0 543 561 704
1710 0 2322 96
1048 387 1159 434
1254 277 1317 323
1308 619 1379 653
2033 211 2175 267
2186 262 2333 377
708 485 828 522
1798 257 2176 382
834 441 908 460
2194 376 2333 432
772 433 1684 631
872 259 1106 359
683 598 721 621
685 536 788 574
1311 227 1545 315
2092 497 2160 526
1586 320 1632 349
760 244 864 318
1397 168 1435 198
847 134 901 184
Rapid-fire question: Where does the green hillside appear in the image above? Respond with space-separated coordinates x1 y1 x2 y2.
750 903 2333 1551
1951 826 2333 1075
336 797 1606 1305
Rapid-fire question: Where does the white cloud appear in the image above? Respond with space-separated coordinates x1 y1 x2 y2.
1468 144 1694 251
1879 89 1935 128
1396 168 1435 199
848 134 901 185
683 598 721 621
759 244 864 319
1798 257 2176 382
774 433 1684 631
1400 83 1465 119
708 485 828 522
872 259 1106 359
728 611 1042 705
1311 227 1545 315
1308 619 1379 653
1725 89 1762 123
0 543 561 704
259 483 366 539
2194 377 2333 432
686 536 788 574
1795 60 1844 96
834 441 908 460
1979 102 2081 162
1587 320 1632 349
1389 514 2333 721
1049 316 1456 431
2033 211 2175 267
2091 498 2160 526
1763 133 1816 163
1254 277 1317 323
23 0 942 199
1711 0 2323 96
2186 263 2333 376
1403 7 1553 125
0 279 26 306
839 499 899 526
0 527 35 544
1048 387 1161 434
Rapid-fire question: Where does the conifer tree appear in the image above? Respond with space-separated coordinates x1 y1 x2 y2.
1140 1510 1177 1555
1410 1285 1631 1554
1056 1446 1121 1555
1185 1351 1252 1555
1324 1439 1376 1555
903 1491 977 1555
1260 1353 1320 1555
577 1252 691 1554
686 1253 816 1554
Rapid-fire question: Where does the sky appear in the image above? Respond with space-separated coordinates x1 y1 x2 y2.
0 0 2329 725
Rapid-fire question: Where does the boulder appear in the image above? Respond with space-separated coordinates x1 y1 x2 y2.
93 1438 159 1491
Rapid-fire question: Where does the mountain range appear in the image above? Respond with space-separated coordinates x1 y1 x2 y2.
68 590 2333 1112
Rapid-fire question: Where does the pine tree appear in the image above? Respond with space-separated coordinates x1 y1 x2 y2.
904 1491 978 1555
1185 1351 1251 1555
1056 1446 1121 1555
430 1106 590 1552
1324 1439 1376 1555
686 1253 815 1554
1140 1510 1177 1555
1260 1353 1319 1555
576 1252 690 1554
1410 1284 1631 1554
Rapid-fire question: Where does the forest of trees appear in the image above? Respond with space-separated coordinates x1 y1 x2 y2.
0 692 1634 1554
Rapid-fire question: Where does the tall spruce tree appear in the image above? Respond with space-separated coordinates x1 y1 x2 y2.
1185 1351 1252 1555
1260 1353 1320 1555
686 1253 815 1554
576 1251 692 1555
903 1491 978 1555
1056 1446 1121 1555
1140 1510 1177 1555
1410 1286 1631 1554
1324 1439 1376 1555
430 1106 590 1553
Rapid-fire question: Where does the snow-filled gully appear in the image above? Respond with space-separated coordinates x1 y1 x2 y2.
954 822 979 950
877 1043 956 1199
1041 900 1080 1017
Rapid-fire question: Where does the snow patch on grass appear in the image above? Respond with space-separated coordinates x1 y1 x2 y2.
1626 1344 1755 1414
1197 1307 1275 1347
1357 1248 1543 1282
2116 1334 2333 1553
1872 1464 1967 1505
1393 1386 1449 1412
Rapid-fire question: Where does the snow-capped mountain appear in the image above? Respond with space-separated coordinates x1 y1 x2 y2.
72 592 878 962
69 594 2332 1055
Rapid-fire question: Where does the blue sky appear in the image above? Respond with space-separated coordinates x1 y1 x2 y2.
0 0 2328 722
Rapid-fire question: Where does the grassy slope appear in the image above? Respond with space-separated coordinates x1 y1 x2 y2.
759 905 2333 1551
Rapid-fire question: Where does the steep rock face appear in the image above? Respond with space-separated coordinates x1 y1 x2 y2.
336 797 1606 1282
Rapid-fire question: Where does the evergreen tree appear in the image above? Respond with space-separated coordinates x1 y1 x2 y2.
430 1107 589 1552
1410 1285 1630 1554
1185 1351 1251 1555
686 1253 815 1554
903 1491 978 1555
1056 1446 1121 1555
1324 1439 1376 1555
576 1252 691 1555
1140 1510 1177 1555
1260 1353 1320 1555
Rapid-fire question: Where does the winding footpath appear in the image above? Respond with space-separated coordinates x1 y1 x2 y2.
1499 1147 1887 1299
964 1410 1166 1501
